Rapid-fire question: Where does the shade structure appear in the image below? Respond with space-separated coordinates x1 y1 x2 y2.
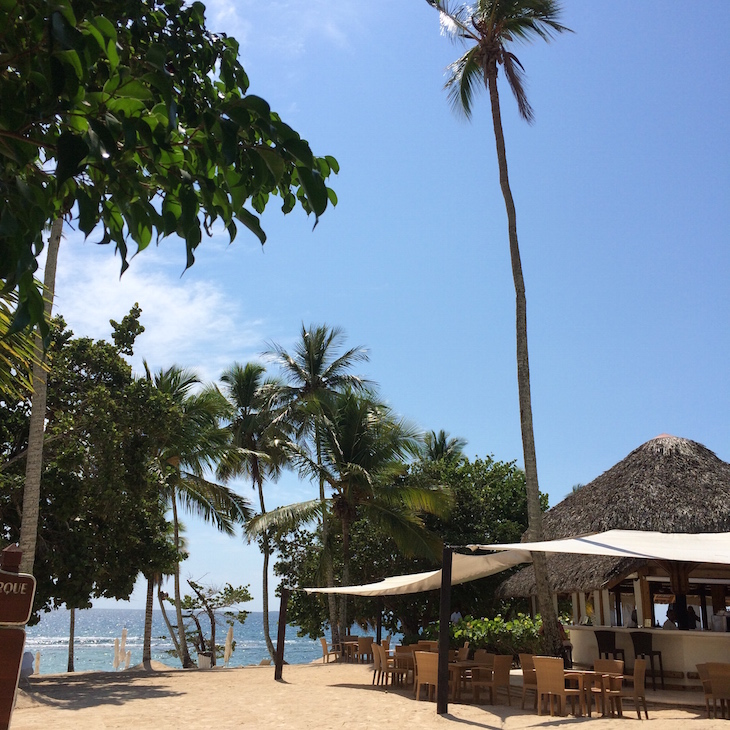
303 550 527 596
473 530 730 565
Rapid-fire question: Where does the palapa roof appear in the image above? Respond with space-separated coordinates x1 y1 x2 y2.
498 434 730 596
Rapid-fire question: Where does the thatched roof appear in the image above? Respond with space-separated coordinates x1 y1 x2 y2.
499 435 730 596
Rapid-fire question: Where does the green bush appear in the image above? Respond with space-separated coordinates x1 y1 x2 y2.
422 614 543 657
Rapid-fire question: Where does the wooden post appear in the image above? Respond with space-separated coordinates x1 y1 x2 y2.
571 593 579 625
376 599 383 644
274 588 290 681
436 547 453 716
579 592 587 623
700 590 708 630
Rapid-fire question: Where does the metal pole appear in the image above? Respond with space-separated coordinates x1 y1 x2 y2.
274 588 290 681
436 546 453 715
376 599 382 644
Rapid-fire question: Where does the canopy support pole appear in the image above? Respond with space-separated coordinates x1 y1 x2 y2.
274 588 290 681
437 546 453 715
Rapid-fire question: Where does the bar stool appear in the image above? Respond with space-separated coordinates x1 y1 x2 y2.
594 630 626 662
630 631 664 691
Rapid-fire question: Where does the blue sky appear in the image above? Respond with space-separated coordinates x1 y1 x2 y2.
50 1 729 610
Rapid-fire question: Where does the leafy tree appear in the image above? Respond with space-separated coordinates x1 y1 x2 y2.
5 0 337 578
255 389 451 634
175 580 251 667
217 362 291 660
274 452 543 640
0 315 177 620
265 325 369 638
147 365 252 668
1 0 338 333
427 0 570 655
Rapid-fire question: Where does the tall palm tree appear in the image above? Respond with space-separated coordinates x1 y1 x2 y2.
266 324 368 638
427 0 570 654
18 216 62 574
423 429 467 463
217 362 291 660
249 389 452 633
148 365 252 667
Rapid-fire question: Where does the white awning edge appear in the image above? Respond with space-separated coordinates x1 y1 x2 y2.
469 529 730 565
303 549 531 597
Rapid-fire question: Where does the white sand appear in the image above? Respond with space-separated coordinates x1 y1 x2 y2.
11 662 728 729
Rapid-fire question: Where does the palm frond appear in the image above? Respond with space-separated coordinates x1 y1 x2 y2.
175 473 253 534
246 499 325 538
445 47 485 119
361 502 443 560
502 50 533 122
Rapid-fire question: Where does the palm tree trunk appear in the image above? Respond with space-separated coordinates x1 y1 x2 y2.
254 471 277 660
143 575 154 668
316 433 339 645
486 68 561 656
67 606 75 672
171 490 194 667
158 583 181 659
19 216 62 575
338 516 350 635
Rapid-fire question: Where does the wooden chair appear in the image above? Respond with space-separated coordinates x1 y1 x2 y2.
372 641 382 684
414 651 439 701
697 663 719 718
591 659 624 716
534 656 583 717
707 663 730 719
519 653 538 710
595 630 626 662
630 631 664 690
473 649 495 668
373 643 406 687
472 654 513 705
607 658 648 719
394 645 414 684
355 636 374 664
319 637 340 664
457 644 470 661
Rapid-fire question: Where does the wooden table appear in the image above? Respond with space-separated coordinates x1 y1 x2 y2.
341 641 359 663
450 660 486 701
564 669 624 717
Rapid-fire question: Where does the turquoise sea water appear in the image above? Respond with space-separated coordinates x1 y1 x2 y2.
23 608 322 674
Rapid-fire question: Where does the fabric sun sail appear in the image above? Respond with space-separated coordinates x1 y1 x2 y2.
470 529 730 565
303 550 527 597
302 530 730 597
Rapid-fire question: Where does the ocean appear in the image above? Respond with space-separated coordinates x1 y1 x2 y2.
23 608 323 674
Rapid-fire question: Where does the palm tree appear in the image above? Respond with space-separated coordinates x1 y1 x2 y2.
266 324 368 638
427 0 570 654
249 389 452 633
217 362 291 660
423 429 467 463
18 216 62 574
148 365 252 667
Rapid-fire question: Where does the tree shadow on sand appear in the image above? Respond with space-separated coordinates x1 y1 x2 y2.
23 671 184 710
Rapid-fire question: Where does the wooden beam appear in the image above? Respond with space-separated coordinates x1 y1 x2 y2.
436 547 453 716
274 588 290 681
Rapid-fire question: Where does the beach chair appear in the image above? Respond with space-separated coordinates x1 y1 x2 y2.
472 654 513 705
319 637 341 664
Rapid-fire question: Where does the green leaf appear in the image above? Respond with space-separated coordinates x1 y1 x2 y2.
56 132 89 183
117 79 153 100
241 95 271 118
92 15 116 39
236 208 266 245
254 148 286 181
283 138 314 167
296 166 328 218
106 38 120 71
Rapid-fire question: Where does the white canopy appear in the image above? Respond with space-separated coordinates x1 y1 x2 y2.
472 529 730 565
303 530 730 597
304 550 527 596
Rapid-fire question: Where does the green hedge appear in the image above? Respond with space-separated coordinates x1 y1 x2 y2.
422 614 544 657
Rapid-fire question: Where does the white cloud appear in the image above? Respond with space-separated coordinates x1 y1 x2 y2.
53 233 265 383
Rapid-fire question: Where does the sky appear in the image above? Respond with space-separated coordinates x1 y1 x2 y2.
47 1 730 610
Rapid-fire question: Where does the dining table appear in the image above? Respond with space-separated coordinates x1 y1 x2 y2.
449 659 485 701
340 640 359 663
564 669 624 717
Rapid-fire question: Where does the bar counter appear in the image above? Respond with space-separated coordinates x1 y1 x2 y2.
569 625 730 687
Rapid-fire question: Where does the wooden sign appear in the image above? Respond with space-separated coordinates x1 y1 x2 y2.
0 628 25 730
0 570 36 626
0 546 36 730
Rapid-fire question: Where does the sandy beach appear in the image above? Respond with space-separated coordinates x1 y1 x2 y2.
11 662 729 730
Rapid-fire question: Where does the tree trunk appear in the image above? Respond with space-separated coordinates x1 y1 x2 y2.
158 584 181 659
19 216 63 575
143 575 154 669
254 471 277 661
171 490 194 667
67 606 75 673
338 516 350 635
485 68 561 655
316 430 340 645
